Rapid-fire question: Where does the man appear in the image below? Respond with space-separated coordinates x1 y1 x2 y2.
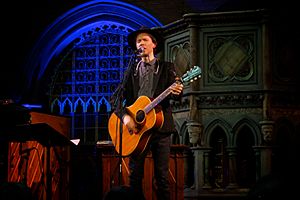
110 27 183 200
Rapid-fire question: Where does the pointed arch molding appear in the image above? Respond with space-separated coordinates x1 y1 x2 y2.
24 0 162 89
204 118 232 146
232 118 261 146
204 117 261 146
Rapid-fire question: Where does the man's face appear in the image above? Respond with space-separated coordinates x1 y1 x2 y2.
135 33 157 56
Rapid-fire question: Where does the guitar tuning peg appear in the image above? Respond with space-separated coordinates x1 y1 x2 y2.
194 77 197 80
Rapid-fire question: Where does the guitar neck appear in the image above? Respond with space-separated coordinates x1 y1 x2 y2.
144 83 176 114
142 66 201 114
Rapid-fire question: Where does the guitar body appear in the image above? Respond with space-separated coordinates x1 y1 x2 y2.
108 96 164 157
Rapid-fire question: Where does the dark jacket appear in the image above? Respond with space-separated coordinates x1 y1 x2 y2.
111 59 180 134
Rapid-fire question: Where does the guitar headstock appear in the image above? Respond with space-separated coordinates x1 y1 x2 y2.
181 66 202 84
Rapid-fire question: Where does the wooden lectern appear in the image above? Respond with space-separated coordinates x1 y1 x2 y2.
0 111 72 200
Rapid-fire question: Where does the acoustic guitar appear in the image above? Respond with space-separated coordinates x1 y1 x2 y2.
108 66 201 156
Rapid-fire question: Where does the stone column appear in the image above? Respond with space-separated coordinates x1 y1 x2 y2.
190 146 201 190
202 147 213 189
253 146 273 178
253 147 261 181
255 120 275 178
191 146 211 191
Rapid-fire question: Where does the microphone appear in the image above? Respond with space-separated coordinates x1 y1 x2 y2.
135 47 144 54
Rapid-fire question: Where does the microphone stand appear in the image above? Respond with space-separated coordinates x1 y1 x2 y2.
112 51 137 186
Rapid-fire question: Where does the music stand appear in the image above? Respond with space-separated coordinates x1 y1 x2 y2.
0 123 75 200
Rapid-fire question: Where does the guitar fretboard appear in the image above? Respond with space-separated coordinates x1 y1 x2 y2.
142 65 201 114
144 83 176 114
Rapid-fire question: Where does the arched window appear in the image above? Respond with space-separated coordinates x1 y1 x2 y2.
26 1 162 144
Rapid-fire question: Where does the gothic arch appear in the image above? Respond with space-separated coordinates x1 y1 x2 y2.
86 97 97 113
98 96 110 113
232 118 259 187
232 118 261 146
62 98 73 114
24 0 162 91
50 98 61 113
204 118 232 147
74 97 85 113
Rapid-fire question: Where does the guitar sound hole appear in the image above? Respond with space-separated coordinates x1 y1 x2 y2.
136 110 145 123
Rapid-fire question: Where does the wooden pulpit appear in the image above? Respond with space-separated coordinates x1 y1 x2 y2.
0 111 72 200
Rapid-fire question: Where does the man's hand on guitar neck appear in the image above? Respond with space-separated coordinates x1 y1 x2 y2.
170 80 183 95
122 114 138 134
